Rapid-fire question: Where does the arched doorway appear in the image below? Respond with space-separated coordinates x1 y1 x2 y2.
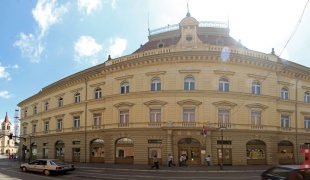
90 139 104 163
246 139 266 165
115 138 134 164
30 142 37 161
178 138 201 165
278 140 294 164
55 140 65 161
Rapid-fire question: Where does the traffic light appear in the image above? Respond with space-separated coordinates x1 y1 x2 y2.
9 133 13 139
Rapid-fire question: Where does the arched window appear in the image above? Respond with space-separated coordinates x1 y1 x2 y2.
219 78 229 92
75 93 80 103
252 81 261 95
45 102 49 111
58 98 63 107
120 82 129 94
304 92 310 103
33 106 37 115
95 88 102 99
118 150 125 157
151 78 161 91
281 87 289 100
184 76 195 90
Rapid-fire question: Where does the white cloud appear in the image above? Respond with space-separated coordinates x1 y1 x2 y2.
107 37 127 58
0 91 12 99
111 0 117 10
32 0 68 38
0 65 10 80
78 0 102 15
13 33 44 63
14 0 68 63
74 36 103 65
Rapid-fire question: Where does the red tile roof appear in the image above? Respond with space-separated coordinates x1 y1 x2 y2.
3 112 10 123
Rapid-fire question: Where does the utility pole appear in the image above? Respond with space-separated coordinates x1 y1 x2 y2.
14 109 19 142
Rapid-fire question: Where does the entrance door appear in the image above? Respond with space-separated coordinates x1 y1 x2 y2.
217 148 232 165
72 148 80 162
178 138 201 165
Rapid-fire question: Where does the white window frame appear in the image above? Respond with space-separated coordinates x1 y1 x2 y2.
281 115 290 128
95 88 102 99
184 76 195 90
151 78 161 91
251 111 262 125
281 88 289 100
119 110 129 124
93 113 102 126
44 122 49 132
45 103 49 111
150 109 161 123
120 82 129 94
32 124 36 134
219 78 229 92
58 98 63 107
23 126 27 135
182 108 195 122
304 117 310 129
218 109 230 124
304 92 310 103
73 116 80 127
252 81 261 95
75 93 81 103
57 119 62 129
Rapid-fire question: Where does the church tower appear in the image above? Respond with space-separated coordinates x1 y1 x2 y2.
1 112 17 155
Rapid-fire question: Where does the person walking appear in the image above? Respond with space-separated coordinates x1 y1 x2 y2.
205 155 211 166
151 155 159 169
168 154 176 167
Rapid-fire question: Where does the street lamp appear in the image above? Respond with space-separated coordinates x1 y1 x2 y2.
218 126 227 170
28 135 35 163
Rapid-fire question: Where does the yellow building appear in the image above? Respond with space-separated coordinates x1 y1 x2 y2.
18 13 310 166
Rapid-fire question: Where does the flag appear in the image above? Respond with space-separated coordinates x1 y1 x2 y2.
202 124 207 137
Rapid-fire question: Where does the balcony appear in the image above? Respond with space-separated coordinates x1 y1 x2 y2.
118 123 129 128
43 130 49 134
218 123 231 129
92 125 101 130
56 129 63 133
72 127 80 131
251 124 264 130
182 122 196 127
280 127 291 132
148 122 161 127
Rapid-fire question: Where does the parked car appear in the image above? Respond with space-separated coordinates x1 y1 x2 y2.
20 159 75 176
261 165 310 180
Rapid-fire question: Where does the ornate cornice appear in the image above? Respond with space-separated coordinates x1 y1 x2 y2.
90 82 105 88
113 102 134 108
115 74 133 81
302 86 310 92
69 111 84 115
179 69 201 74
245 103 268 110
300 111 310 116
55 93 65 98
144 100 168 106
70 87 83 93
42 117 51 121
54 114 65 118
31 103 38 107
212 100 237 107
277 109 295 114
145 71 166 76
89 107 106 112
278 81 294 87
247 74 267 80
42 98 50 103
30 120 38 124
214 70 235 76
177 99 202 106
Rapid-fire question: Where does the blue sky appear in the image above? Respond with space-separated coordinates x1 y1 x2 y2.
1 0 310 133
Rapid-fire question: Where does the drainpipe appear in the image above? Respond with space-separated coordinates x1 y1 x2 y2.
84 79 88 163
295 75 300 164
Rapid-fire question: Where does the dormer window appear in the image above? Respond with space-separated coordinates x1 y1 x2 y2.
158 43 164 48
186 35 193 41
216 38 224 45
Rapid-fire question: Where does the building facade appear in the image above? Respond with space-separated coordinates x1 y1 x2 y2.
18 14 310 166
0 112 18 155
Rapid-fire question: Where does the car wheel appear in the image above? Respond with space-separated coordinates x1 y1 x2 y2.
44 170 50 176
22 167 27 172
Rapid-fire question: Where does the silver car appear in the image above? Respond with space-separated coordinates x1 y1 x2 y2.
20 159 75 176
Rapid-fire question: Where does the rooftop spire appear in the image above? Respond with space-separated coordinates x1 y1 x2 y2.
3 112 10 123
186 2 191 17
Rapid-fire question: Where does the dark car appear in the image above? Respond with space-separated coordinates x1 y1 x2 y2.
261 165 310 180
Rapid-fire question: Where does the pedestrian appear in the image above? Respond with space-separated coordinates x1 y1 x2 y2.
151 155 159 169
8 153 12 161
205 155 211 166
168 154 176 167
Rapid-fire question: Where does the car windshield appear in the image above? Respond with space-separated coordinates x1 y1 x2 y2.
267 168 291 177
50 159 66 165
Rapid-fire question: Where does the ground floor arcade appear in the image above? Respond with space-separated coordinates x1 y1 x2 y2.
21 129 310 166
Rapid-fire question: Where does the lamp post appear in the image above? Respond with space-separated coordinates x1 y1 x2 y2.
218 126 227 170
28 135 35 163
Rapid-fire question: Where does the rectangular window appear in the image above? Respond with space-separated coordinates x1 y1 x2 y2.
183 108 195 122
73 116 80 127
33 107 37 115
93 113 102 126
23 127 27 135
218 109 230 124
57 119 62 129
24 111 27 117
150 109 161 123
44 122 49 132
304 117 310 129
58 99 63 107
32 124 36 134
281 115 290 128
251 112 262 125
119 110 129 124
